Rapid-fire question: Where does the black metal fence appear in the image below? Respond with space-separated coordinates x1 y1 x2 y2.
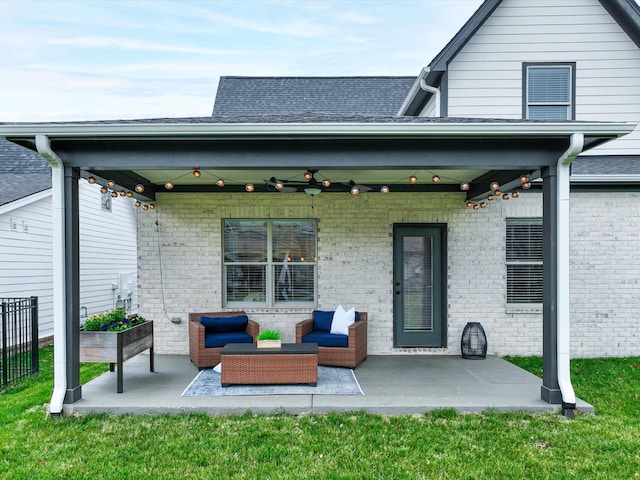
1 297 39 389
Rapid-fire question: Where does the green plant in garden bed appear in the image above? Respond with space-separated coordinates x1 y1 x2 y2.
257 330 281 341
82 308 146 332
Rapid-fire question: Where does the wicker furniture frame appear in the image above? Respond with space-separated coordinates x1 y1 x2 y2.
295 312 368 368
220 343 318 386
188 311 259 368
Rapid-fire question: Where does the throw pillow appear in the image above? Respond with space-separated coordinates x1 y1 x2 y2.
312 310 334 332
330 304 356 335
200 314 248 333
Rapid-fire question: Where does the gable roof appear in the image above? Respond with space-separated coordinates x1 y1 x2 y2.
212 76 416 117
400 0 640 116
0 138 51 206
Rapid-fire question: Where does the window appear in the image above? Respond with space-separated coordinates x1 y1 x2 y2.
524 63 574 120
223 219 317 307
506 218 543 304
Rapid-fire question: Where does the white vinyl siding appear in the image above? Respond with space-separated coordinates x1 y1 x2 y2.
444 0 640 155
0 182 138 339
506 218 543 304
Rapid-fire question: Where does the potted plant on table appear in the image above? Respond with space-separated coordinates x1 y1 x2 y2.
256 330 282 349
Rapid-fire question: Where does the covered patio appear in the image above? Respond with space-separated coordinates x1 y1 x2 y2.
0 116 634 417
65 353 594 416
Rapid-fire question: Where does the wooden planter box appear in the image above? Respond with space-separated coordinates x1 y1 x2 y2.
257 339 282 349
80 320 154 393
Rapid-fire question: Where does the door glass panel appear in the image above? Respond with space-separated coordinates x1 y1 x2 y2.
402 236 433 331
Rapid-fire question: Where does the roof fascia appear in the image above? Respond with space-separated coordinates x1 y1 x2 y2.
429 0 502 73
598 0 640 49
0 188 51 214
0 121 635 140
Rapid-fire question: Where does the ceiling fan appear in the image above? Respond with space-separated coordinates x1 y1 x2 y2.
265 169 372 195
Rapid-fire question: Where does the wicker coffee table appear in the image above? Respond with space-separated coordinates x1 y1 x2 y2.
220 343 318 386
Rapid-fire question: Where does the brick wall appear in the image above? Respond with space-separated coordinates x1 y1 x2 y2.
136 190 640 358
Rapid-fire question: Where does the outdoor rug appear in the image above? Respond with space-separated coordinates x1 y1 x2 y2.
182 366 363 396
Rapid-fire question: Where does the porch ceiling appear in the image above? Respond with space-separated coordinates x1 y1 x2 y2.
1 117 635 201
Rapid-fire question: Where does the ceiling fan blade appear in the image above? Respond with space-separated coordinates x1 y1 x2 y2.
355 184 372 193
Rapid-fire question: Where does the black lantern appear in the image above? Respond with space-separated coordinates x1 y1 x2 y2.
461 322 487 359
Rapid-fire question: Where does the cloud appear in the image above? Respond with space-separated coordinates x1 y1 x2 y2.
47 37 245 56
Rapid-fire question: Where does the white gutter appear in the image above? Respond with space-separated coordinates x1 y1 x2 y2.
35 135 66 416
556 132 583 416
0 121 636 139
419 77 441 117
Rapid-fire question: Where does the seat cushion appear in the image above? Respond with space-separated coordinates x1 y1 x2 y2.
302 331 348 348
204 332 253 348
200 314 248 334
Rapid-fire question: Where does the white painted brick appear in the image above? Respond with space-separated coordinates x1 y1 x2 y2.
136 191 640 358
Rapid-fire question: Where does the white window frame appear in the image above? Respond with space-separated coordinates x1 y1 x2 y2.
223 219 317 308
506 218 543 305
523 63 575 120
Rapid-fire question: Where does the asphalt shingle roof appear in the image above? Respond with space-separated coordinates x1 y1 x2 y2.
212 76 416 117
0 139 51 206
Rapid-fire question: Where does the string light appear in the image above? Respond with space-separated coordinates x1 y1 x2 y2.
432 175 441 184
487 194 494 201
88 176 96 184
304 171 313 180
275 181 284 190
100 186 108 194
490 181 499 191
165 181 174 190
322 179 331 188
126 191 133 197
107 180 115 188
460 182 470 191
502 193 510 200
110 191 118 198
350 185 360 195
480 202 487 208
522 182 531 189
192 169 201 178
245 184 254 192
216 178 225 187
135 184 144 193
466 201 473 208
119 190 126 196
380 185 390 194
519 175 528 183
512 191 519 198
135 200 141 207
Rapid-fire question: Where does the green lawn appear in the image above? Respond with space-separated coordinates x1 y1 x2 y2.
1 348 639 479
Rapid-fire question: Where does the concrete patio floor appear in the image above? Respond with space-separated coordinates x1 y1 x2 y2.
62 354 594 416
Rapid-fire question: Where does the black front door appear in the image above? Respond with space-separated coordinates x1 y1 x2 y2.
393 225 446 347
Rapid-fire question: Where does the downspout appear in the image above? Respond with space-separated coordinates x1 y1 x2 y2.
36 135 66 416
556 132 583 417
419 68 441 117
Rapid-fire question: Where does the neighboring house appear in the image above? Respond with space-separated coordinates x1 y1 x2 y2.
0 139 139 343
0 0 638 412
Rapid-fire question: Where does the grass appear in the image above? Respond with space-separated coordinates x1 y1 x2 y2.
1 349 639 479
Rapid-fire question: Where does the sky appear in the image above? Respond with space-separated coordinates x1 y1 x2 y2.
0 0 485 122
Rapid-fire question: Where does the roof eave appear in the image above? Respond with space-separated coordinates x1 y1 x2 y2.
1 121 635 140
